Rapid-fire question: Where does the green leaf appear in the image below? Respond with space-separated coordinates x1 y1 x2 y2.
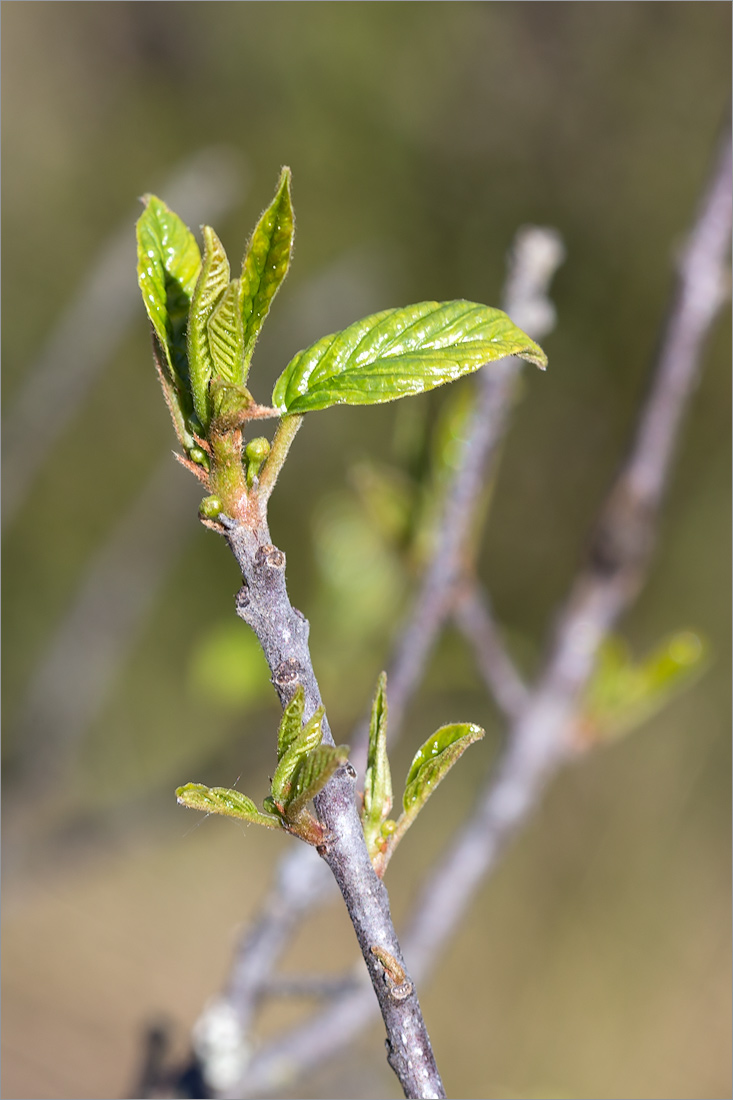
136 194 201 390
403 722 484 814
270 705 325 806
207 278 245 387
176 783 282 829
277 686 306 760
187 226 231 426
582 631 708 742
285 744 350 819
362 672 393 857
240 167 294 374
272 300 547 415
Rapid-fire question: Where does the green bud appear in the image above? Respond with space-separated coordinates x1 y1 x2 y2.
245 436 270 487
262 795 281 816
187 413 205 439
189 446 210 469
199 495 223 519
380 818 397 836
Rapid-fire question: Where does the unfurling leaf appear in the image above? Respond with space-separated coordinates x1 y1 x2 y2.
276 685 306 760
285 744 350 819
187 226 232 426
362 672 393 858
581 631 708 743
240 167 294 373
272 300 547 415
176 783 282 829
402 723 484 813
207 278 244 386
270 705 325 806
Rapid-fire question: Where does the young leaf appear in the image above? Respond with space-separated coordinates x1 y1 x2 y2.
136 194 202 390
176 783 282 829
402 723 484 814
277 685 306 760
271 705 325 806
362 672 393 858
187 226 231 426
207 278 245 387
272 300 547 415
240 167 294 373
285 744 350 819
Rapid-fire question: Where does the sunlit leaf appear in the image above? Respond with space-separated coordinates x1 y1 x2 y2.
176 783 282 829
136 194 201 390
187 226 231 426
362 672 393 858
272 300 547 415
277 686 306 760
403 722 484 813
285 744 350 819
270 705 325 806
240 166 294 374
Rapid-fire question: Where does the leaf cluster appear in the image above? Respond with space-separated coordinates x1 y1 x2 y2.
176 686 349 845
360 673 484 877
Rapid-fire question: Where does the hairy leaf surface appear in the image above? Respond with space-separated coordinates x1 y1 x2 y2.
286 745 350 819
272 300 547 414
240 167 294 373
362 672 393 856
176 783 282 828
277 685 306 760
187 226 231 425
271 706 325 806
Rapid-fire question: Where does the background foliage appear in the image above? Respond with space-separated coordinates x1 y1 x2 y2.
2 4 730 1099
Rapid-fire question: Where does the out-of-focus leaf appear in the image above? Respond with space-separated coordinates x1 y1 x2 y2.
187 226 231 426
285 744 350 819
240 167 294 373
271 706 324 806
189 621 271 711
136 194 201 389
277 686 306 760
272 300 547 415
362 672 393 858
582 631 708 742
176 783 282 829
350 463 413 548
403 722 485 813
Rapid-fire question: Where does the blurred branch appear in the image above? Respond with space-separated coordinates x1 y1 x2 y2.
453 579 529 721
222 125 732 1098
2 147 247 530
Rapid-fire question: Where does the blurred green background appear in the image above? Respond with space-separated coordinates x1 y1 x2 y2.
2 3 730 1099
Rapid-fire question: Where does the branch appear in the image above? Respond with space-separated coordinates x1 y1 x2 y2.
224 126 732 1096
219 514 445 1100
184 225 567 1097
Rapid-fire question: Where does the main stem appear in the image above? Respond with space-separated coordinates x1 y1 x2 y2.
222 512 445 1100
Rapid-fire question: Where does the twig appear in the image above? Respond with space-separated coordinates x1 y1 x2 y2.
228 125 732 1097
220 514 445 1099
